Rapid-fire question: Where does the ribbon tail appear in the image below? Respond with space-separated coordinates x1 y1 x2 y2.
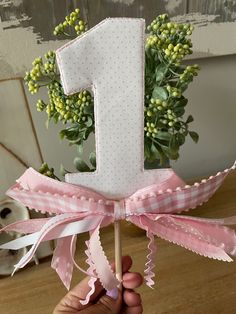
129 216 156 288
0 214 103 250
144 230 156 289
12 214 75 273
71 217 115 305
0 218 51 235
10 213 101 273
131 215 235 262
89 223 119 291
79 240 98 306
51 235 76 290
166 215 236 258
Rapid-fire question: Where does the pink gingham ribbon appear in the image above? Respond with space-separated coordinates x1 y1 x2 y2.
1 162 236 305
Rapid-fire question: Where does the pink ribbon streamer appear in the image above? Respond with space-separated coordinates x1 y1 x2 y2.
1 162 236 304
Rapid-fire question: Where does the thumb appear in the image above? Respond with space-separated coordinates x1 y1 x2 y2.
84 290 122 314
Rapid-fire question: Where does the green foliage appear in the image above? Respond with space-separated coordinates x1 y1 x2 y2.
74 157 91 172
89 152 96 168
189 131 199 143
144 13 199 164
53 8 87 36
38 162 59 180
24 9 94 164
25 9 200 173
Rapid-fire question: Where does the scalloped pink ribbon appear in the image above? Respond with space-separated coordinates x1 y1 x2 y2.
1 162 236 304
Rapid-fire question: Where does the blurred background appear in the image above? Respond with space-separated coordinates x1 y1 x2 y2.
1 0 236 202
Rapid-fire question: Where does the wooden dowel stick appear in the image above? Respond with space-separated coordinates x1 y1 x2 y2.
114 220 122 289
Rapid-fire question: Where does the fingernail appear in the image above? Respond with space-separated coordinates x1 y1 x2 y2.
106 288 118 300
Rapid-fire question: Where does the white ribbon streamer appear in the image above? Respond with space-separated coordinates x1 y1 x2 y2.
0 215 102 250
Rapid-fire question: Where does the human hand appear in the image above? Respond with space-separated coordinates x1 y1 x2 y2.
53 255 143 314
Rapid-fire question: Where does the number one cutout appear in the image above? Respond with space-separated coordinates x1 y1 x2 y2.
56 18 174 199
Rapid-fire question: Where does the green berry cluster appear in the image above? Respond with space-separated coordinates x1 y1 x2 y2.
145 96 183 132
146 14 194 64
25 8 94 151
147 98 180 129
53 8 87 37
179 64 200 82
166 85 181 98
144 94 194 164
36 99 46 112
26 47 94 126
144 122 158 138
38 162 59 180
145 98 167 117
24 51 56 94
144 14 199 166
45 82 93 125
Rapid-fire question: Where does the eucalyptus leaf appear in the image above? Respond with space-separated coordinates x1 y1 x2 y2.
189 131 199 143
152 86 168 100
150 48 157 56
60 125 80 141
89 152 96 168
77 144 83 155
150 142 160 160
174 98 188 108
179 82 189 93
158 145 174 163
53 112 60 124
73 157 91 172
173 107 185 117
156 131 171 141
83 128 93 140
59 129 65 140
85 116 93 127
144 141 151 160
186 115 194 123
176 133 185 146
162 144 179 160
83 105 94 115
169 134 179 153
174 122 181 131
68 139 81 145
155 64 166 82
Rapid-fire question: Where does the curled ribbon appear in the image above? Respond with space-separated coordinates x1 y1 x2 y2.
1 162 236 304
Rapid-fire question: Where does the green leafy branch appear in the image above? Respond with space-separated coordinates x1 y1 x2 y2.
24 10 200 174
144 14 199 166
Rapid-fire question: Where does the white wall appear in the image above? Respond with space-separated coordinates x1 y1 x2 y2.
172 54 236 179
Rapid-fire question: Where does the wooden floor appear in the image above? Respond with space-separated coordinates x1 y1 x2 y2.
1 171 236 314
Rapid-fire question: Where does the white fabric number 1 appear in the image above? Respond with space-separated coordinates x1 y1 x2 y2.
56 18 174 198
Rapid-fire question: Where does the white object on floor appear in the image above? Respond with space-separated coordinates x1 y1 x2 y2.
0 199 29 275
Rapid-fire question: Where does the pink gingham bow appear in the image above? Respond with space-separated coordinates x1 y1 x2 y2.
1 163 236 304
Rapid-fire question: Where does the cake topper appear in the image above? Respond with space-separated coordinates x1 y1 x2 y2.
1 9 236 307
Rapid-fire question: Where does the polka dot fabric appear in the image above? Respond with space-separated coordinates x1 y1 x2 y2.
56 18 180 199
